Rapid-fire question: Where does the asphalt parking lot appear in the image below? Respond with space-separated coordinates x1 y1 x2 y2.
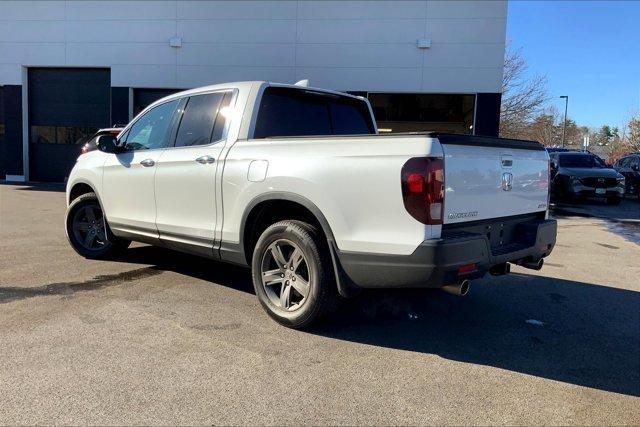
1 183 639 425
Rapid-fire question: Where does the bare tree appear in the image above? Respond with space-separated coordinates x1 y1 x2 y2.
608 112 640 159
627 114 640 150
500 47 548 139
526 107 561 146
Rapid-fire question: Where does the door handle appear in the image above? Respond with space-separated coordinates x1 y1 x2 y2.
140 159 155 167
195 155 215 164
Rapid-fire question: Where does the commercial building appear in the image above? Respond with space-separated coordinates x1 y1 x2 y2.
0 0 507 182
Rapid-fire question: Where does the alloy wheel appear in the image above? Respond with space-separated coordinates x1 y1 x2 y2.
260 239 311 311
72 203 108 251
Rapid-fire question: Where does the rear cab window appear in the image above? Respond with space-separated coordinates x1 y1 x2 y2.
253 86 375 138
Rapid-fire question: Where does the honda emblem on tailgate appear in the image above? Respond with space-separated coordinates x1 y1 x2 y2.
501 172 513 191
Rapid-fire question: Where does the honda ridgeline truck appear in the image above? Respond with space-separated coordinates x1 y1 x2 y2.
65 81 557 328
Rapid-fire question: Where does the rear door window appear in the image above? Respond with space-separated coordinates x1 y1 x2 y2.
174 92 225 147
253 87 374 138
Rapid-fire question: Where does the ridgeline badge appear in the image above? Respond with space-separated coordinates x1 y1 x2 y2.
448 211 478 220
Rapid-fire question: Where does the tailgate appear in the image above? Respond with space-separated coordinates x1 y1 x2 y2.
438 134 549 224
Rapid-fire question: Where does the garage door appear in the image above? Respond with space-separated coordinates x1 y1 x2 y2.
29 68 110 182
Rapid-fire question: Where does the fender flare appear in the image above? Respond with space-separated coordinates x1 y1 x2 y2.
239 192 337 249
231 191 359 298
67 179 102 208
66 179 121 244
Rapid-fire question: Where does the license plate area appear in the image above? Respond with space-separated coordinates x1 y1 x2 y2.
595 188 606 194
442 212 545 254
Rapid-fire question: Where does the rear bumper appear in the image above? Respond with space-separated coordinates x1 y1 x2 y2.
337 218 557 289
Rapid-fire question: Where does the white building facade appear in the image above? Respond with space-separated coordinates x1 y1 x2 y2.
0 0 507 182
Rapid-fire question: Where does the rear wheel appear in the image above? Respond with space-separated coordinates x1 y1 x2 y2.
65 192 130 259
251 220 337 329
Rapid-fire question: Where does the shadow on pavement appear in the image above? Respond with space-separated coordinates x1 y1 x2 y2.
315 273 640 397
112 245 254 295
552 198 640 222
110 246 639 397
552 199 640 245
1 182 66 192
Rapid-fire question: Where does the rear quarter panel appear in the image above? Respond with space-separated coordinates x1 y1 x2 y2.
221 135 442 255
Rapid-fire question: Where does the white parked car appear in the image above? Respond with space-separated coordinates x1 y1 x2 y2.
65 81 557 328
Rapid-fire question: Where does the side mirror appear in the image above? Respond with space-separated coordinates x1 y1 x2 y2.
96 134 120 154
550 161 558 170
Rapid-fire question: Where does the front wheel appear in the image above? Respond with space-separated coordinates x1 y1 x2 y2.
251 220 337 329
65 192 130 259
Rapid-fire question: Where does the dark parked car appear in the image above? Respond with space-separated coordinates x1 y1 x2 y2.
550 152 625 204
79 127 124 155
546 147 607 165
613 153 640 197
546 147 574 153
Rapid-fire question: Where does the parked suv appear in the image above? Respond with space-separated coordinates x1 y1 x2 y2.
613 153 640 197
550 152 625 204
65 81 556 328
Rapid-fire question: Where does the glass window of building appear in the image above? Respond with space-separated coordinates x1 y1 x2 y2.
367 93 475 134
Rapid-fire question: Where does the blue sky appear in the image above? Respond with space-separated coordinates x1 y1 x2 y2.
507 0 640 129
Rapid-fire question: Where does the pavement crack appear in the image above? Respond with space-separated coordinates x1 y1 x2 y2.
0 267 163 304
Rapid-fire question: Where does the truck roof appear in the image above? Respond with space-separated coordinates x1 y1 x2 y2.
142 81 364 117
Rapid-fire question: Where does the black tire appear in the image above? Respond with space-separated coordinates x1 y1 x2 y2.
251 220 337 329
607 196 622 205
65 192 131 259
552 178 570 203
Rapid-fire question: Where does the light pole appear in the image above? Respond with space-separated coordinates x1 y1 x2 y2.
560 95 569 148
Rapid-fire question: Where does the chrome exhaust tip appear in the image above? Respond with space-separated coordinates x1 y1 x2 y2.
442 279 470 296
489 262 511 276
521 259 544 271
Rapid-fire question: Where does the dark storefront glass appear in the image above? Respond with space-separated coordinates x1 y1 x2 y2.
367 93 475 134
28 68 110 182
30 125 97 145
0 87 4 177
133 88 183 117
0 87 4 142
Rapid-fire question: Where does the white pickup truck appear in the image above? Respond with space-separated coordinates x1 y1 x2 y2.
65 81 557 328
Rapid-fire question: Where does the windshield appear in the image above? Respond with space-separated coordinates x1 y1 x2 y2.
559 154 603 168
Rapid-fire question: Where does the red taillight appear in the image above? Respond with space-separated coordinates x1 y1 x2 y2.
401 157 444 225
407 173 424 193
